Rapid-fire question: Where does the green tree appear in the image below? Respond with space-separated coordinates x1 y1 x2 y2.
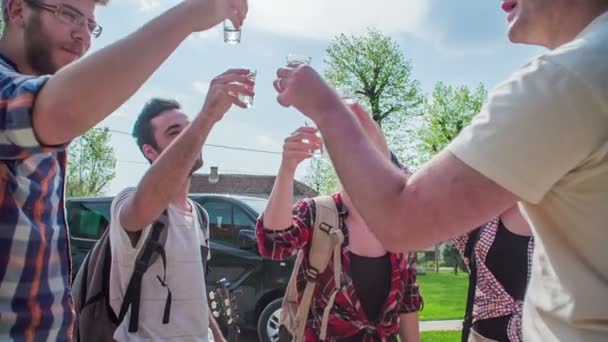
324 28 424 125
442 242 463 275
418 83 487 162
67 128 116 197
322 28 426 169
303 157 340 196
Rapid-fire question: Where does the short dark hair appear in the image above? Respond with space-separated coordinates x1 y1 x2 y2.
132 98 181 161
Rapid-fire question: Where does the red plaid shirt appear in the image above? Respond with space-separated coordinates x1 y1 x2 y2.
256 193 422 341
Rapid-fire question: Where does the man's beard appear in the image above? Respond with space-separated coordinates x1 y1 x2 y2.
24 13 83 75
24 13 60 75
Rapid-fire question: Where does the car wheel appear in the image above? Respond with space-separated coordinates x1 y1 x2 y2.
257 298 283 342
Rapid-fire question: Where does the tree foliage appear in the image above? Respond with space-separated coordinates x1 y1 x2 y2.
67 128 117 197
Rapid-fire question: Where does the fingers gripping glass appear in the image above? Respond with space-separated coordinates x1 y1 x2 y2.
24 0 103 38
304 121 323 158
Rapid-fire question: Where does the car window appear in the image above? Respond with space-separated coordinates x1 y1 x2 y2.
202 200 256 248
239 197 268 215
203 201 233 226
67 201 110 240
234 206 254 228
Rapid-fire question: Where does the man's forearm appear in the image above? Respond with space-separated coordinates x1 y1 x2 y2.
262 163 296 230
315 104 410 243
33 2 194 146
315 104 516 251
123 114 215 231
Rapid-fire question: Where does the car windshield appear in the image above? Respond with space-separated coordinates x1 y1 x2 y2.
239 197 268 214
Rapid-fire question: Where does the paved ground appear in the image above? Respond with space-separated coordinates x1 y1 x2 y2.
420 319 462 332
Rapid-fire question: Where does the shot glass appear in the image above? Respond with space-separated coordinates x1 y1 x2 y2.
239 70 257 108
286 53 312 66
303 121 323 157
223 19 241 44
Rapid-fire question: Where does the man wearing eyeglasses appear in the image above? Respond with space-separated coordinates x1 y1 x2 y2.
0 0 248 340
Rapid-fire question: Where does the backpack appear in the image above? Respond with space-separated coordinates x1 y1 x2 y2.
72 202 209 342
278 195 344 342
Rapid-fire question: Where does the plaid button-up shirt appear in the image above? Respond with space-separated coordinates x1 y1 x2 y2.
256 193 422 341
0 54 73 341
453 218 534 342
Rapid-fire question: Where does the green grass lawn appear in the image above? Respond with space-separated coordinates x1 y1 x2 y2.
417 272 468 321
421 330 461 342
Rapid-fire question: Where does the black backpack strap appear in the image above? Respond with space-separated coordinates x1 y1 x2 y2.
103 241 119 324
462 226 482 342
193 202 209 242
153 242 172 325
117 212 171 333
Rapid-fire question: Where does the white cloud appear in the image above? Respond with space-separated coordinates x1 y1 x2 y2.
247 0 430 40
193 81 210 96
190 25 223 42
110 110 130 118
137 0 162 12
416 0 508 53
255 135 281 150
120 0 504 51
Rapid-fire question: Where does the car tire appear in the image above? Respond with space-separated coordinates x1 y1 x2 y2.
257 298 283 342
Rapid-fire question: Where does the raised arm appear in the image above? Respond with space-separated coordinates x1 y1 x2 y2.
262 126 321 230
32 0 248 146
120 70 253 232
273 65 518 252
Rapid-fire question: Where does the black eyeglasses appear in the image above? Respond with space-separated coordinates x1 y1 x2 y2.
24 0 102 38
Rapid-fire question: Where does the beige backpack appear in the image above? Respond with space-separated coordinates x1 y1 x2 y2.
279 195 344 341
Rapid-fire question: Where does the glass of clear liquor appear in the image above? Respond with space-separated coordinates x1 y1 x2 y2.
223 19 241 44
303 121 323 158
238 70 257 108
286 53 312 66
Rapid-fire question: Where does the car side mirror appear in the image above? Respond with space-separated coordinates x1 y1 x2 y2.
237 230 257 250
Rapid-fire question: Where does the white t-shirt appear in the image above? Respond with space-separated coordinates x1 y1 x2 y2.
448 11 608 342
109 188 211 341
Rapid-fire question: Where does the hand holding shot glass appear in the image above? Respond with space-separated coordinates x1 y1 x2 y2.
237 69 256 108
304 121 323 157
222 68 256 108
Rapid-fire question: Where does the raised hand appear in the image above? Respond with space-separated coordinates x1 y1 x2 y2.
200 68 255 123
273 65 344 123
184 0 248 33
281 127 323 170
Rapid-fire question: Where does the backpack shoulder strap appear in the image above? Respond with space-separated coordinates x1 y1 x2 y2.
192 202 211 276
293 195 343 341
462 226 482 342
193 201 209 242
117 211 171 333
307 195 342 276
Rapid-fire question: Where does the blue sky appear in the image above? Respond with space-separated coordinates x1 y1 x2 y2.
90 0 544 195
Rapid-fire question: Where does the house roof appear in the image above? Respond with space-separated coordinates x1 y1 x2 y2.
190 173 318 198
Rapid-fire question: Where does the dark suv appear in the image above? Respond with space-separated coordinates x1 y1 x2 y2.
66 194 292 341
